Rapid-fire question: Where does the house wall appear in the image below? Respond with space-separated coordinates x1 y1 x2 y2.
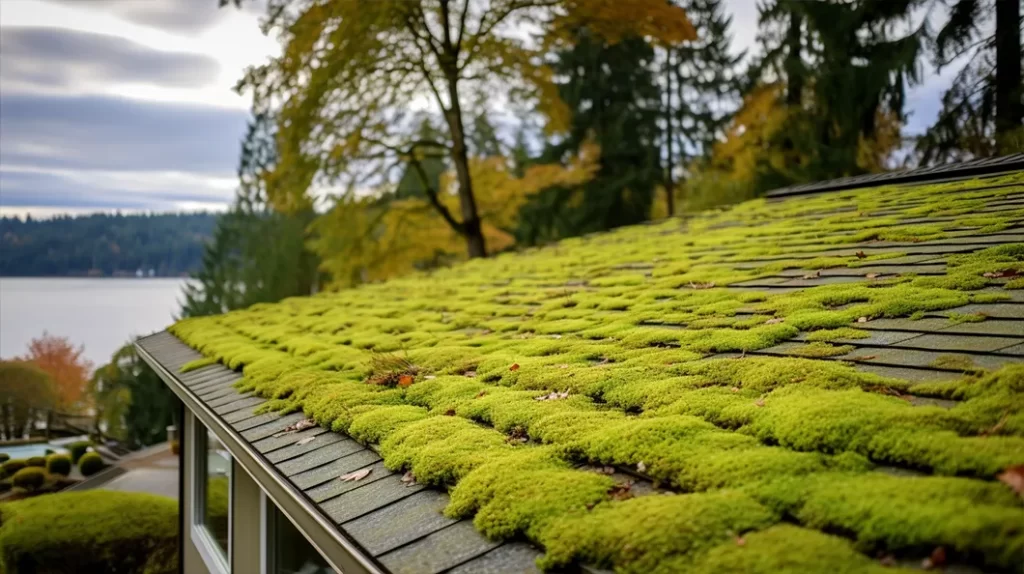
183 411 213 574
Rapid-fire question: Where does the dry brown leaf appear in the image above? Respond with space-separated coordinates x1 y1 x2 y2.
509 363 520 371
922 546 946 570
735 537 746 547
866 273 880 279
398 374 414 388
688 281 716 290
730 386 741 393
608 480 634 501
295 436 317 447
339 468 372 482
636 461 646 473
802 271 820 279
765 317 784 325
855 250 867 259
401 471 415 486
857 316 869 323
754 398 766 407
272 418 316 437
849 355 877 361
984 269 1022 278
997 465 1024 499
475 390 488 398
464 370 477 377
444 408 456 416
600 466 615 475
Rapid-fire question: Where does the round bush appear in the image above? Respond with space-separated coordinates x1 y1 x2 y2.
12 467 45 491
44 448 55 455
78 452 105 477
0 453 9 463
26 456 46 468
1 459 27 479
46 454 72 476
68 441 92 465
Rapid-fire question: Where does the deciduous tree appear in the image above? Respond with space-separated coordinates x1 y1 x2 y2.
0 361 57 440
20 334 92 413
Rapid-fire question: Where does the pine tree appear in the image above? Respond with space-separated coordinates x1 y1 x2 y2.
517 30 663 244
662 0 746 212
180 114 319 318
917 0 1023 163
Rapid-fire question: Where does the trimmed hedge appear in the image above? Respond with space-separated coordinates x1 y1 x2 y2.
0 460 27 479
11 467 45 491
0 490 178 574
25 456 46 468
0 453 9 463
78 453 104 477
45 454 71 477
67 441 92 465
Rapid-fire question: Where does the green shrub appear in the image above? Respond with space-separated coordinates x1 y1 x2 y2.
43 448 55 455
78 452 104 477
45 454 72 477
0 453 9 464
1 459 27 479
0 490 178 574
11 467 46 491
25 456 46 468
67 441 92 465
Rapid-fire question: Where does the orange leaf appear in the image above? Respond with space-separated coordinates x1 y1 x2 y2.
398 374 414 387
339 468 372 482
997 465 1024 499
510 363 520 371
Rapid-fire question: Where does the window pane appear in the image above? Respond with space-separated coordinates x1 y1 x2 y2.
270 504 333 574
201 426 231 558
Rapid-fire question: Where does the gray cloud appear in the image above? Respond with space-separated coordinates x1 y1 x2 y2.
0 27 220 91
47 0 265 34
0 93 249 174
0 169 231 210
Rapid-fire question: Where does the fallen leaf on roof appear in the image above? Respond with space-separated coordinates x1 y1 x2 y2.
754 398 766 407
765 317 784 325
339 468 372 482
857 316 869 323
730 386 741 393
848 355 877 361
401 471 415 486
996 465 1024 499
688 281 716 289
551 334 562 339
922 546 946 570
509 363 520 371
983 269 1022 278
865 272 880 279
475 390 487 398
802 271 820 279
608 480 634 500
295 436 317 447
464 370 477 377
735 537 746 547
272 418 316 437
424 375 436 380
599 466 615 475
444 408 456 416
855 250 867 259
398 374 414 387
636 461 646 473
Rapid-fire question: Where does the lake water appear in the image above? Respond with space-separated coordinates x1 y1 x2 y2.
0 278 189 368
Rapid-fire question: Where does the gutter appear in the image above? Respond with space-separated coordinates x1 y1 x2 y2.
134 340 385 574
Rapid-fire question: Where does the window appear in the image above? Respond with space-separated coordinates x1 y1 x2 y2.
264 496 334 574
194 421 231 573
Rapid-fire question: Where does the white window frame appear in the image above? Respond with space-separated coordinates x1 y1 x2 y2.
192 420 232 574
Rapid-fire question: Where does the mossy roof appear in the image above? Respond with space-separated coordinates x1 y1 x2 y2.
161 170 1024 573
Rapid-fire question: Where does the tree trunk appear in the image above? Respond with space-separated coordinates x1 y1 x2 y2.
994 0 1023 144
785 9 803 107
664 47 676 217
444 74 487 258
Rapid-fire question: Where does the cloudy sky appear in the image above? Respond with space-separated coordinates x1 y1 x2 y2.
0 0 956 219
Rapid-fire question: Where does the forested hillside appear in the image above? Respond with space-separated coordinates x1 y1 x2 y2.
0 212 217 277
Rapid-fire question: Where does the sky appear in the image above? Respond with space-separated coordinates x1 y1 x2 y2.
0 0 958 219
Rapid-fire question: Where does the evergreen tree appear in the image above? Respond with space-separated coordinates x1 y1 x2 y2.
180 114 319 318
517 30 662 244
662 0 746 212
90 345 179 448
917 0 1023 163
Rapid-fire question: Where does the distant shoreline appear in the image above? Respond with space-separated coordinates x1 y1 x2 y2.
0 276 192 280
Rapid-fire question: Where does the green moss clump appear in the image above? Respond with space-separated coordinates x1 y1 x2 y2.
787 342 855 358
0 490 178 574
179 356 217 373
805 327 870 342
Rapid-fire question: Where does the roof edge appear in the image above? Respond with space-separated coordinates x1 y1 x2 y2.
764 153 1024 198
134 333 385 574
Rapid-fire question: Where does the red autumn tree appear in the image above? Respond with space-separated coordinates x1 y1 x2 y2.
21 333 93 413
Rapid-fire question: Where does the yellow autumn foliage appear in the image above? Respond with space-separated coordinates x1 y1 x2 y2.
313 143 600 288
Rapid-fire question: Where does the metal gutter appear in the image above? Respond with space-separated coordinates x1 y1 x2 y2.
135 339 385 574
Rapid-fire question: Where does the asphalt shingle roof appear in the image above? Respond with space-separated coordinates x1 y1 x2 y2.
141 166 1024 573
